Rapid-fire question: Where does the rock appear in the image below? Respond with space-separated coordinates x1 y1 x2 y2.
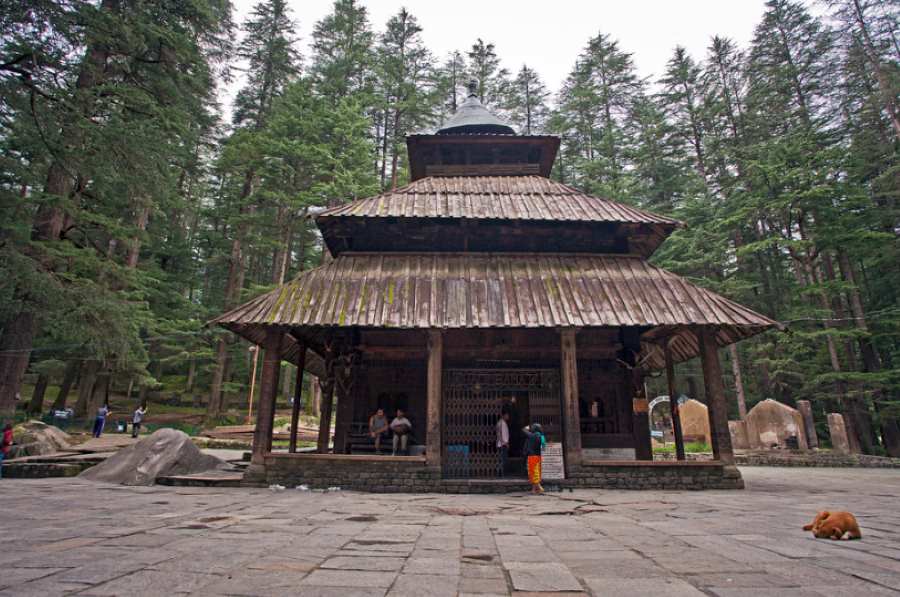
10 420 72 458
79 428 225 486
677 399 711 445
745 399 808 449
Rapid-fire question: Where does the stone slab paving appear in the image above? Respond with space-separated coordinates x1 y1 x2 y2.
2 467 900 596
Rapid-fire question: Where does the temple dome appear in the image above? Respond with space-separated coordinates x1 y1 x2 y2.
437 81 515 135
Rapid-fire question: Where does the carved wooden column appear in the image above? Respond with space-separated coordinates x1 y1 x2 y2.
288 340 307 454
698 328 734 464
426 329 443 468
251 328 282 465
317 348 336 453
560 329 582 469
664 342 686 461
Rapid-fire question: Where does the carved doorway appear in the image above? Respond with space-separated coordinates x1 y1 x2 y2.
442 369 561 479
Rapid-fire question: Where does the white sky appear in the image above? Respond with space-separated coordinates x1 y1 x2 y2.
228 0 768 106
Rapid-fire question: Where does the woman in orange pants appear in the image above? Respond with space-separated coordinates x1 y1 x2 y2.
522 423 545 494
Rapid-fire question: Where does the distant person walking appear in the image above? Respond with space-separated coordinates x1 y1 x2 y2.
1 423 13 478
496 411 510 477
523 423 545 494
132 405 147 438
93 404 111 438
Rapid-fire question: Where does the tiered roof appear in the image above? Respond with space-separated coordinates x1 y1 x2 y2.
214 84 778 366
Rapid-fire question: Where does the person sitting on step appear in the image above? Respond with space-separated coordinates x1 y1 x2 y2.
390 408 412 456
368 408 389 454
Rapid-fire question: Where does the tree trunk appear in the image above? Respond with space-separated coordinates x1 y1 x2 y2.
126 204 151 269
0 311 34 416
52 361 80 411
89 371 111 416
8 1 117 412
207 340 229 420
74 360 100 417
207 171 254 420
728 344 747 419
185 359 196 392
27 373 49 415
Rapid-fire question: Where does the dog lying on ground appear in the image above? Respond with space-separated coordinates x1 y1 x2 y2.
803 511 862 540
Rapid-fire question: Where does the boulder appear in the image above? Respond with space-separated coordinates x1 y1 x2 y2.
10 420 72 458
745 399 807 450
79 428 225 486
677 399 711 445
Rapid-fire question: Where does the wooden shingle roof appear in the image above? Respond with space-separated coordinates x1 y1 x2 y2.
212 253 777 367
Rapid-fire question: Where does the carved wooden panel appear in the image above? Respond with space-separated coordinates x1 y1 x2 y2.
442 368 561 479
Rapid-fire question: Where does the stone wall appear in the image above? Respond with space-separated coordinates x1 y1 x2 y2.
260 455 440 492
570 463 744 490
734 450 900 468
253 454 744 491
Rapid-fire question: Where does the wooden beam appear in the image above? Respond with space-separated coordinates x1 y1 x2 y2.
317 350 336 454
559 329 582 469
698 328 734 464
664 342 686 461
426 329 443 467
251 328 282 465
288 340 307 454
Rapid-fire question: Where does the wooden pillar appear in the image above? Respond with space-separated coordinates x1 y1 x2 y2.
333 355 356 454
251 328 282 465
665 342 686 461
288 341 307 454
317 350 336 453
698 328 734 464
560 329 582 468
631 371 652 461
426 329 443 467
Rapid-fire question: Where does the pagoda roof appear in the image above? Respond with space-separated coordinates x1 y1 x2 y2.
212 252 778 369
316 176 682 257
317 176 680 226
437 92 515 135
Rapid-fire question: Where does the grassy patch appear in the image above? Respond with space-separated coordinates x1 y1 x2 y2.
653 441 710 454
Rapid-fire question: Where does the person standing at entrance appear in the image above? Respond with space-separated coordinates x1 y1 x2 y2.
390 408 412 455
132 405 147 438
496 412 510 477
93 404 111 438
523 423 545 494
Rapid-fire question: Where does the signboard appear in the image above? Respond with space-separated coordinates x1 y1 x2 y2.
541 442 565 480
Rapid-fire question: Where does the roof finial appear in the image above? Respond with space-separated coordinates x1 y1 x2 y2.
466 79 478 98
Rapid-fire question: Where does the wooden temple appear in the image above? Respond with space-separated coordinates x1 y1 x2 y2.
213 84 777 491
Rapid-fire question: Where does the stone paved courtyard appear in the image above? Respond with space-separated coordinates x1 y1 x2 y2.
2 467 900 596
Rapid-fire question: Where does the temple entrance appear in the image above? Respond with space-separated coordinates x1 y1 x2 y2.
442 368 562 479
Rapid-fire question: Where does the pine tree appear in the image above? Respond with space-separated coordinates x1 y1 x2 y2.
505 65 550 134
467 39 510 110
311 0 375 104
207 0 301 420
374 9 435 188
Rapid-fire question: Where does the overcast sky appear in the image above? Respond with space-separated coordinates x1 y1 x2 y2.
228 0 769 105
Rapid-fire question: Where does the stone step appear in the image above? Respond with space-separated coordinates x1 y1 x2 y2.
156 472 245 487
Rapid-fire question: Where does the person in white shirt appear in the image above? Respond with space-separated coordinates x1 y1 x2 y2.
390 409 412 455
496 411 510 477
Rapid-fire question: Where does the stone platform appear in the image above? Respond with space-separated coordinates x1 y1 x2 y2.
250 453 743 492
2 467 899 596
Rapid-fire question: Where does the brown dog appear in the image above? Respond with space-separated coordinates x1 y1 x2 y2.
803 511 862 540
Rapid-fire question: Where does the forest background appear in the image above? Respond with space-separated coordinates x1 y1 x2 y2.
0 0 898 455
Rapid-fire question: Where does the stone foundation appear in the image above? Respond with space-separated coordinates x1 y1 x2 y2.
571 461 744 490
248 453 744 491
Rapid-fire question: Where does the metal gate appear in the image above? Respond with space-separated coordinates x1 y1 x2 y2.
442 369 561 479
